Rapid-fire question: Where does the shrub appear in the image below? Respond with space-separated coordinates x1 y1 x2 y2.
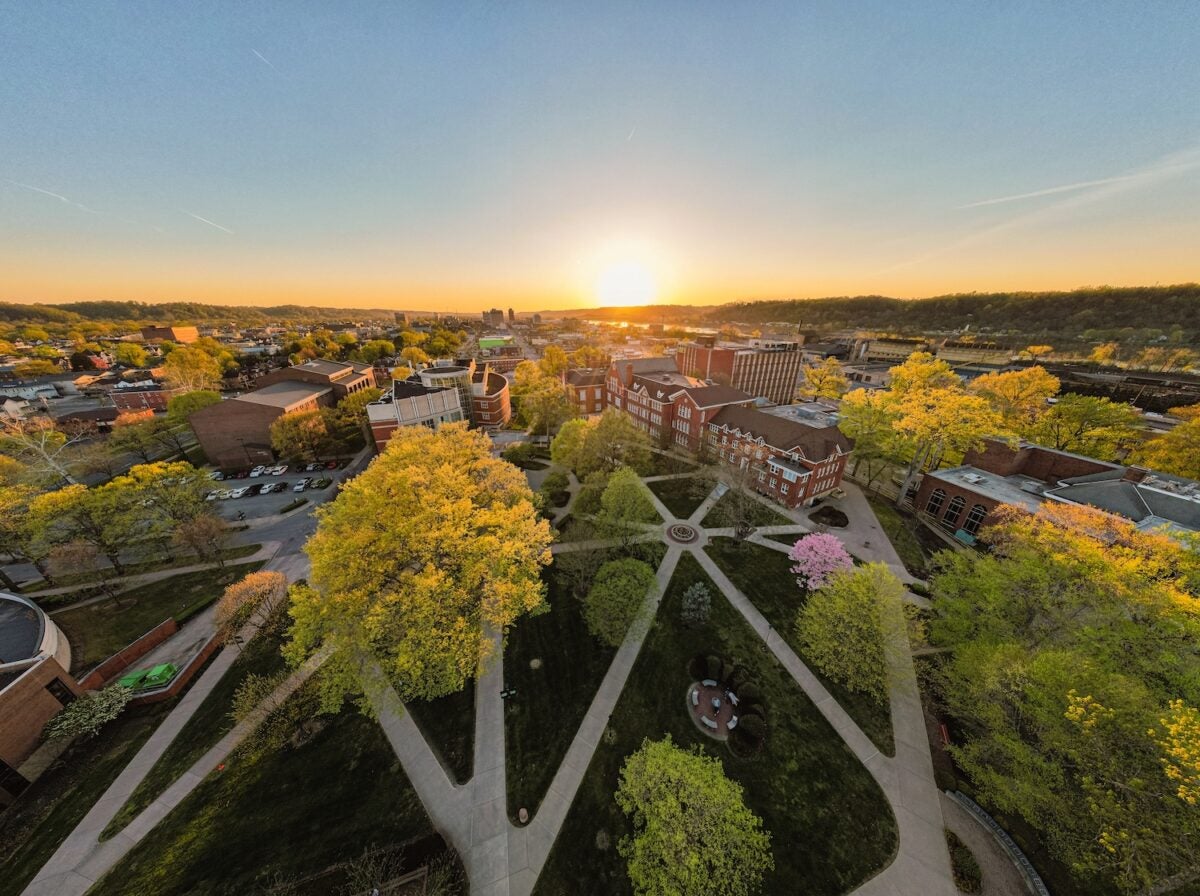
43 685 131 741
502 443 536 466
737 683 762 705
945 831 982 893
680 582 711 628
542 470 570 492
704 655 723 680
584 558 658 647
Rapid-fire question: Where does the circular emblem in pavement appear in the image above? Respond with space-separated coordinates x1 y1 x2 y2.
667 523 698 544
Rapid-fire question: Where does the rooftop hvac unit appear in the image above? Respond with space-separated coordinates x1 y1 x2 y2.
961 473 985 484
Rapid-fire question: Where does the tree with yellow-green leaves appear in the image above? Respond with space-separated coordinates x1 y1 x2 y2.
968 365 1060 431
1131 417 1200 480
799 356 848 399
162 345 223 392
929 503 1200 893
285 423 552 708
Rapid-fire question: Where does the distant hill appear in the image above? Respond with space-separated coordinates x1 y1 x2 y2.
0 300 400 326
549 284 1200 342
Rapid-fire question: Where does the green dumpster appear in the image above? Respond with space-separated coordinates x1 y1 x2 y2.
140 663 178 690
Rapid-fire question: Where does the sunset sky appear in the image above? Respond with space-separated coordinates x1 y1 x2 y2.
2 2 1198 312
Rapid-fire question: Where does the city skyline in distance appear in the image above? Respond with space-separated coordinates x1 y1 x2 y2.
3 3 1199 312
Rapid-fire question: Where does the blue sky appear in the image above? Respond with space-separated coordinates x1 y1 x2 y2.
2 1 1198 310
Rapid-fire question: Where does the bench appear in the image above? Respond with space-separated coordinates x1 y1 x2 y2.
701 678 717 687
701 716 718 729
728 716 738 730
690 689 699 707
727 692 739 707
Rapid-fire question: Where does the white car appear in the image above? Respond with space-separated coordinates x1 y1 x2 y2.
229 486 250 499
205 490 220 501
208 471 224 481
269 464 288 475
217 489 234 500
293 478 311 492
249 465 267 477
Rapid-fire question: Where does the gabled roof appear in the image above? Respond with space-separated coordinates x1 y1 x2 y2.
673 385 754 409
707 405 852 459
564 368 606 387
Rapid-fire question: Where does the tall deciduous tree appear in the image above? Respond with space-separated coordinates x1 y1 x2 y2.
929 504 1200 892
549 409 651 479
286 423 552 707
0 416 87 484
615 736 773 896
538 345 569 377
800 357 848 399
166 390 222 424
969 366 1060 431
795 563 900 703
1131 418 1200 480
788 532 853 591
270 410 334 463
215 570 288 636
162 346 223 392
598 467 659 544
1027 393 1142 460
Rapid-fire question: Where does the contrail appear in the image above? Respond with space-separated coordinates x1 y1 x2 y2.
185 211 234 234
957 173 1142 208
878 142 1200 273
251 48 279 74
7 179 70 203
626 127 636 142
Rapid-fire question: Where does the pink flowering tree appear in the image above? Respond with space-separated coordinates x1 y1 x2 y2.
789 532 853 591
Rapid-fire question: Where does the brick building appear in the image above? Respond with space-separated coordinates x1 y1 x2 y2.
704 405 852 509
675 338 804 404
366 381 466 452
471 365 512 429
140 325 199 344
912 438 1200 544
189 382 331 468
564 368 607 415
254 358 377 401
606 357 756 447
0 593 80 804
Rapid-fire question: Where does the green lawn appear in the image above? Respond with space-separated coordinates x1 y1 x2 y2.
24 544 261 595
533 551 897 896
407 683 476 784
505 555 621 821
700 490 794 529
0 703 173 896
101 624 290 841
704 538 895 756
761 530 801 547
52 562 266 673
644 451 698 477
646 476 707 520
88 685 441 896
865 496 937 578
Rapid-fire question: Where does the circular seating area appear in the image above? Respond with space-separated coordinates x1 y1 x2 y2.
686 680 742 740
667 523 699 544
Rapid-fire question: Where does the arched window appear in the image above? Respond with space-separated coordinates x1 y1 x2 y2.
943 496 966 528
925 488 945 516
964 504 988 535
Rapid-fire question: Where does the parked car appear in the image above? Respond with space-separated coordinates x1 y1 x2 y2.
325 461 339 470
234 470 250 479
208 471 224 481
267 481 288 493
230 486 250 499
294 478 311 492
205 490 221 502
269 464 288 475
217 489 234 500
245 484 264 497
310 477 332 489
304 462 323 472
250 465 267 477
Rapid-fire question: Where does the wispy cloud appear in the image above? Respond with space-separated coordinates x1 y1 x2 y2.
878 143 1200 273
251 48 279 74
184 211 235 234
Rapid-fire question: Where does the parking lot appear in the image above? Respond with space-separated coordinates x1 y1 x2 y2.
207 461 343 521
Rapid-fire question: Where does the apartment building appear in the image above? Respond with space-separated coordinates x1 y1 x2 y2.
704 405 853 509
675 338 804 404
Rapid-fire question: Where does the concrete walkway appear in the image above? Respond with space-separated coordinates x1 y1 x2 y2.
23 543 316 896
43 541 282 610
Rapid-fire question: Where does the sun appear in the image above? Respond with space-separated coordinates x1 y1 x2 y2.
595 259 659 307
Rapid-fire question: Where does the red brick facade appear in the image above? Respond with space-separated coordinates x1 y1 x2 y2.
704 407 851 508
564 369 607 415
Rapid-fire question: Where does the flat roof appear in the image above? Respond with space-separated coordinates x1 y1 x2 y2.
237 381 331 409
927 466 1044 512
